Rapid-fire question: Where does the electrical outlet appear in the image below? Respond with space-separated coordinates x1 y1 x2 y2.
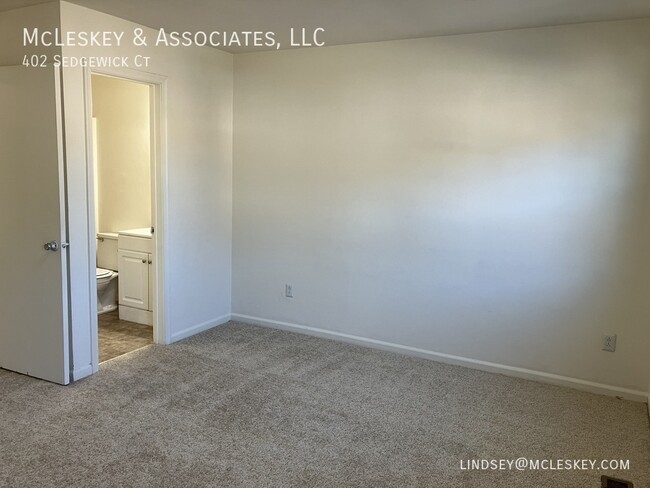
602 334 617 352
285 283 293 298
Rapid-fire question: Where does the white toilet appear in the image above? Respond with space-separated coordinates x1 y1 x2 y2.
96 232 119 314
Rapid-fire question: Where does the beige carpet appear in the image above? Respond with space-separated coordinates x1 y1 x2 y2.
1 322 648 487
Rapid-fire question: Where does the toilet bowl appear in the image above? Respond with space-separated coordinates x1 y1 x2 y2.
96 232 119 315
97 267 118 314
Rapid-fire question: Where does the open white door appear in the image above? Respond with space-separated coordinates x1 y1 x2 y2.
0 65 70 385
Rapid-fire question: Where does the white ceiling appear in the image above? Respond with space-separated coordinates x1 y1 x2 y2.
4 0 650 52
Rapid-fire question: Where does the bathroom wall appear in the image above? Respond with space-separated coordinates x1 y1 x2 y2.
91 75 151 233
232 18 650 397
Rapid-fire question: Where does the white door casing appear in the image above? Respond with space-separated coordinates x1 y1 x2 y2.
81 67 169 373
0 65 70 385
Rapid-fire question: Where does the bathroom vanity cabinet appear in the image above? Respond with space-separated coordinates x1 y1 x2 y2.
118 228 153 326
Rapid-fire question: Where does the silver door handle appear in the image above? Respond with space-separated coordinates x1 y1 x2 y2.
44 241 59 252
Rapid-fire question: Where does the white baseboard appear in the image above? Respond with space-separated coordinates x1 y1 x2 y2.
71 363 93 382
119 306 153 326
231 313 648 403
170 313 231 343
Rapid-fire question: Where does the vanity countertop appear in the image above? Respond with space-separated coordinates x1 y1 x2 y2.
119 228 152 239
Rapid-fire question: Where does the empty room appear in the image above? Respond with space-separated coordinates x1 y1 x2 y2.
1 1 649 486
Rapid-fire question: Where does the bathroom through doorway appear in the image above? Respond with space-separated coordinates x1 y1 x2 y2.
86 69 167 366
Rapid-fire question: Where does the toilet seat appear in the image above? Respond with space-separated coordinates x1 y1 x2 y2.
96 267 114 279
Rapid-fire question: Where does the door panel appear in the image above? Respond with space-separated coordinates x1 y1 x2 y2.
118 250 149 310
0 66 69 385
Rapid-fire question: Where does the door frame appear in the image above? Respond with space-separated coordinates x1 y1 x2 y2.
82 66 169 373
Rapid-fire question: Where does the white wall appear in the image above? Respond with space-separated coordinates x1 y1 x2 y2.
92 75 151 233
233 19 650 395
60 2 233 377
0 2 60 66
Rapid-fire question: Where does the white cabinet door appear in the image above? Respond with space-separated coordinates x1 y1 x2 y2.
0 66 70 385
118 250 149 310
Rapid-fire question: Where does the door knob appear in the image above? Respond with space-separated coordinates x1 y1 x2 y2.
44 241 59 252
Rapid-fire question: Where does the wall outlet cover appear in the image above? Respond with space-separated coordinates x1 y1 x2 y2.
601 475 633 487
602 334 617 352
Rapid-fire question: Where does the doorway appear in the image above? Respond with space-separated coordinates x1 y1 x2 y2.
85 69 167 368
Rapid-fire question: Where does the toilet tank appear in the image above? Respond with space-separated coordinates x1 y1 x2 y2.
97 232 118 271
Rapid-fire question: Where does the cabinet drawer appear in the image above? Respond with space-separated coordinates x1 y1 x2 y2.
118 234 152 254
